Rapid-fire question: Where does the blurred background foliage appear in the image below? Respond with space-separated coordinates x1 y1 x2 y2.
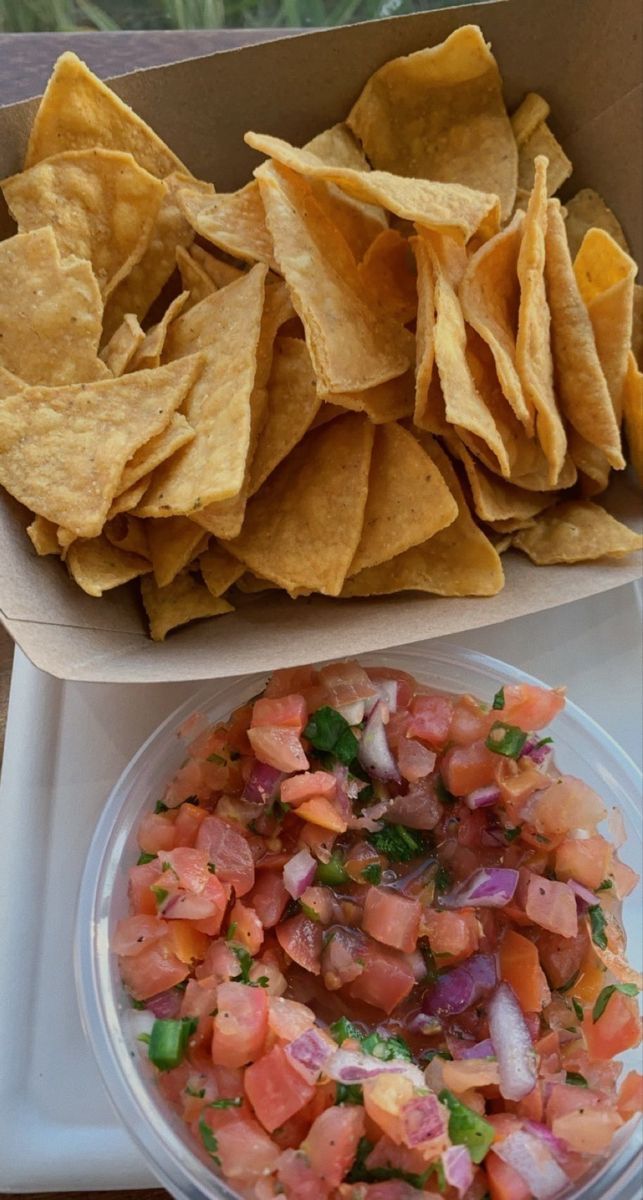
0 0 472 33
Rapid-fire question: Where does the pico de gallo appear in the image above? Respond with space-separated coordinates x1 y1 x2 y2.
113 659 642 1200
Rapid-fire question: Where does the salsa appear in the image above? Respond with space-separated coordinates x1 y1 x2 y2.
112 660 642 1200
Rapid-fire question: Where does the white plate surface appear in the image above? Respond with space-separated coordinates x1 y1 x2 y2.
0 583 641 1193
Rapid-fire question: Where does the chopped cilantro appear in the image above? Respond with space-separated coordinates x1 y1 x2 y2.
588 905 608 951
565 1071 588 1087
210 1096 243 1109
300 901 320 921
330 1016 363 1045
130 997 146 1010
492 686 505 710
150 884 169 909
535 736 553 748
419 1048 453 1064
315 853 350 886
198 1114 221 1165
336 1082 363 1105
226 921 237 942
361 863 382 885
439 1089 495 1164
597 878 613 891
572 997 584 1022
346 1136 433 1189
230 943 254 984
435 863 452 895
185 1084 205 1098
504 826 522 842
367 823 426 862
136 852 157 865
304 706 359 765
154 800 168 814
557 969 580 994
485 721 528 759
592 982 639 1022
206 752 226 765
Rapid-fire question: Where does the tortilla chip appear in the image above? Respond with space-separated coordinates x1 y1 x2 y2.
27 515 60 556
516 157 566 482
117 413 195 495
176 245 217 310
0 356 201 538
146 516 209 587
633 285 642 370
512 451 578 493
25 51 186 178
66 533 151 596
545 200 623 469
411 234 440 431
348 422 457 575
328 371 415 425
3 148 165 299
486 516 538 534
141 572 233 641
130 292 188 372
510 93 551 146
569 436 611 497
100 313 145 376
516 122 572 199
573 229 637 423
306 123 370 170
622 351 643 486
190 243 245 288
448 436 553 522
199 544 245 597
0 226 106 385
178 180 277 270
107 475 151 519
310 403 350 430
104 513 150 559
564 188 630 261
460 211 530 428
346 25 517 221
138 265 267 516
235 572 280 594
343 433 503 597
225 413 374 596
512 500 642 563
0 366 26 398
244 336 321 495
303 125 387 261
246 132 500 243
357 229 417 325
256 162 411 395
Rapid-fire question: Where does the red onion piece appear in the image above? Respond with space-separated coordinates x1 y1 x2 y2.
442 1145 474 1197
465 784 501 810
442 867 518 909
163 892 216 920
456 1037 495 1061
422 953 497 1018
401 1093 447 1146
336 699 366 726
325 1048 425 1088
285 1027 333 1083
521 735 553 766
358 701 401 784
488 982 537 1101
568 878 597 908
494 1131 569 1199
283 848 317 899
146 988 183 1019
243 760 284 805
523 1121 568 1161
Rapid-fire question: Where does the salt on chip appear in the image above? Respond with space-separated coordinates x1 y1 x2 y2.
346 25 517 221
573 228 637 423
141 573 233 642
190 244 245 288
3 148 165 299
348 422 457 576
27 515 60 556
545 199 623 469
25 51 187 179
327 371 415 425
516 156 567 483
100 313 145 376
358 229 417 325
66 533 151 596
178 181 278 270
246 132 500 243
621 352 643 487
343 433 503 598
512 500 642 563
247 336 321 495
104 513 150 560
130 292 188 372
176 245 217 310
117 413 195 495
256 162 412 395
139 265 267 516
225 413 374 597
146 517 209 587
564 188 630 261
199 544 245 598
0 226 107 385
448 436 553 523
0 356 201 539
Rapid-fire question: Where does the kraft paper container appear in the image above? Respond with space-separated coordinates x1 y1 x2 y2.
0 0 641 682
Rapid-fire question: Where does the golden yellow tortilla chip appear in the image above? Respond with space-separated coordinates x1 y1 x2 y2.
348 422 457 575
328 372 415 425
346 25 517 221
248 132 500 243
0 356 201 538
129 292 188 372
26 515 60 556
309 402 350 430
225 413 374 596
117 413 195 495
303 125 387 262
516 156 566 482
0 366 26 398
146 517 209 587
564 188 630 261
486 516 538 534
235 572 280 594
3 149 165 299
306 123 370 170
66 533 151 596
510 93 551 146
178 181 277 270
0 226 107 385
176 245 217 310
545 200 624 470
25 51 187 178
622 351 643 487
141 572 233 641
448 436 553 523
357 229 417 325
199 544 245 597
633 284 642 370
256 162 411 395
573 229 637 423
460 211 530 428
104 513 150 559
107 475 151 519
190 243 245 288
246 336 320 495
411 234 442 432
515 124 572 199
512 500 642 563
138 265 267 516
343 433 503 597
100 313 145 376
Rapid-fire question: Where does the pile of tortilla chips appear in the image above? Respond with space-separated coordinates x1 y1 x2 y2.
0 28 640 641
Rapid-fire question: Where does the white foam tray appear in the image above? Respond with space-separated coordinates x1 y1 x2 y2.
0 583 641 1193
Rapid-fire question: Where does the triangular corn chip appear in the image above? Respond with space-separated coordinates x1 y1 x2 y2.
448 436 554 523
564 188 630 261
141 573 233 641
199 544 245 598
346 26 517 221
327 372 415 425
0 356 201 538
107 475 151 519
104 513 150 559
304 124 387 261
176 245 217 310
358 229 417 325
512 500 642 563
573 228 637 423
130 292 188 372
247 336 321 495
190 243 245 288
117 413 195 495
178 181 278 270
27 515 60 556
510 93 551 146
100 313 145 376
66 534 151 596
146 516 209 587
622 351 643 487
411 233 440 431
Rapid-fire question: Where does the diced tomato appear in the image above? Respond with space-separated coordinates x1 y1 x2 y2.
268 996 315 1042
248 871 289 928
534 1030 561 1075
304 1104 365 1188
555 835 612 890
281 771 337 806
245 1044 316 1132
248 726 309 772
406 694 453 748
386 779 442 830
252 694 307 733
265 666 319 699
531 775 607 837
173 801 209 846
617 1070 643 1120
230 899 264 955
111 914 166 957
442 1057 500 1091
180 976 218 1020
449 695 495 745
215 1111 280 1180
119 936 188 1000
485 1151 531 1200
196 938 239 983
611 859 639 899
421 907 479 964
348 942 416 1014
166 920 210 964
545 1082 601 1123
225 703 254 756
165 758 223 807
138 812 177 854
498 763 549 810
299 822 337 862
537 926 589 990
515 870 578 938
196 815 255 896
299 885 334 924
499 930 550 1012
211 981 268 1068
362 887 421 954
297 796 347 833
584 990 642 1060
128 859 162 915
441 741 498 796
276 1148 326 1199
158 846 211 893
552 1108 623 1153
397 738 436 783
318 660 377 708
500 684 565 730
190 872 230 936
276 915 323 975
361 1075 417 1144
367 666 416 709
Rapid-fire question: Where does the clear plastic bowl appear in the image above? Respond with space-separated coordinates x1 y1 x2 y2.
75 645 642 1200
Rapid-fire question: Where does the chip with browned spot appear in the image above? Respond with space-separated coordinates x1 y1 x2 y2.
512 500 642 563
